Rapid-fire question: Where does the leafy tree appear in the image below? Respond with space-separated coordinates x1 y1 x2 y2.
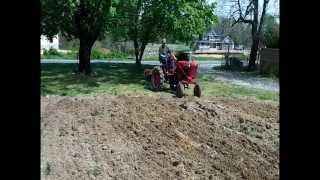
168 1 217 47
111 0 217 66
40 0 60 39
262 14 279 48
41 0 112 75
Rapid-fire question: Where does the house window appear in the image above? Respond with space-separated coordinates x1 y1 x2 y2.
210 43 216 48
217 43 221 50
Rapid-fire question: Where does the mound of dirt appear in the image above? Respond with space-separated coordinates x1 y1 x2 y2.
41 95 279 180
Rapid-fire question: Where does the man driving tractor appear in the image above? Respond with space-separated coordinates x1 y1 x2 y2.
159 38 171 65
159 38 177 78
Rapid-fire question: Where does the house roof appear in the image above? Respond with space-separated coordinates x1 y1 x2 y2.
198 29 235 45
203 29 221 37
222 36 234 44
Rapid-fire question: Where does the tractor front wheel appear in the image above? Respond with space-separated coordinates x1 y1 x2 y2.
176 82 184 98
170 83 175 91
169 76 176 91
194 84 201 97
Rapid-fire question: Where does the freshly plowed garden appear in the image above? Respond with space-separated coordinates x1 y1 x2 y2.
41 94 279 180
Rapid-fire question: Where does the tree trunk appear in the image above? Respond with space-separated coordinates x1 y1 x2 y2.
247 0 259 71
133 39 147 67
225 54 229 67
248 35 259 70
226 45 230 67
78 37 95 75
133 39 141 66
137 43 147 67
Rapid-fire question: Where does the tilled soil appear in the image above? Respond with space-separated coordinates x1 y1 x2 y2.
41 95 279 180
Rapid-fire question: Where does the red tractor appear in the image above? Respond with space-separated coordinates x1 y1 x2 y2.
147 51 201 98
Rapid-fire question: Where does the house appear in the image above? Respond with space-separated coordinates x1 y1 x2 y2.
40 35 59 54
196 29 234 51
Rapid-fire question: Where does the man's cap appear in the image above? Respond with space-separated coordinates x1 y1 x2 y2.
162 38 166 43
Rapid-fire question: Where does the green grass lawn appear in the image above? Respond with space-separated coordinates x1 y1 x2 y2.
41 63 278 102
198 74 278 101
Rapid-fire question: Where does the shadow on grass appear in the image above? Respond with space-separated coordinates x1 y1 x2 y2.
41 63 155 96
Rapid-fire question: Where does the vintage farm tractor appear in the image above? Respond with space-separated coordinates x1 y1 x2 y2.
145 51 201 98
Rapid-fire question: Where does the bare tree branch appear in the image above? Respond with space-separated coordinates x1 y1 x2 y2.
232 9 240 16
258 0 270 34
237 0 242 16
231 0 253 26
243 1 253 19
231 17 240 26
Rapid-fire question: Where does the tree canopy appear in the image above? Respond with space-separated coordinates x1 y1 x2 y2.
41 0 218 69
41 0 112 40
41 0 113 74
110 0 217 65
262 14 279 48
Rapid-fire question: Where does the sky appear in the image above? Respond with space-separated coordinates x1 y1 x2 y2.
209 0 279 18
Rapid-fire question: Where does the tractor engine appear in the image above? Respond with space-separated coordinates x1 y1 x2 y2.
175 60 198 83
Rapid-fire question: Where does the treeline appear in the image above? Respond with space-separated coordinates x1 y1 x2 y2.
211 14 279 49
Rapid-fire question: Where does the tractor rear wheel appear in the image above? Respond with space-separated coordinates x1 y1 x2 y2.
176 82 184 98
194 84 201 97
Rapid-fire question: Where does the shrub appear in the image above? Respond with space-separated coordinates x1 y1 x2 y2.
43 48 61 56
260 63 279 78
230 57 243 68
91 48 105 59
42 48 64 59
90 48 129 59
107 49 129 58
41 48 130 60
65 51 77 59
